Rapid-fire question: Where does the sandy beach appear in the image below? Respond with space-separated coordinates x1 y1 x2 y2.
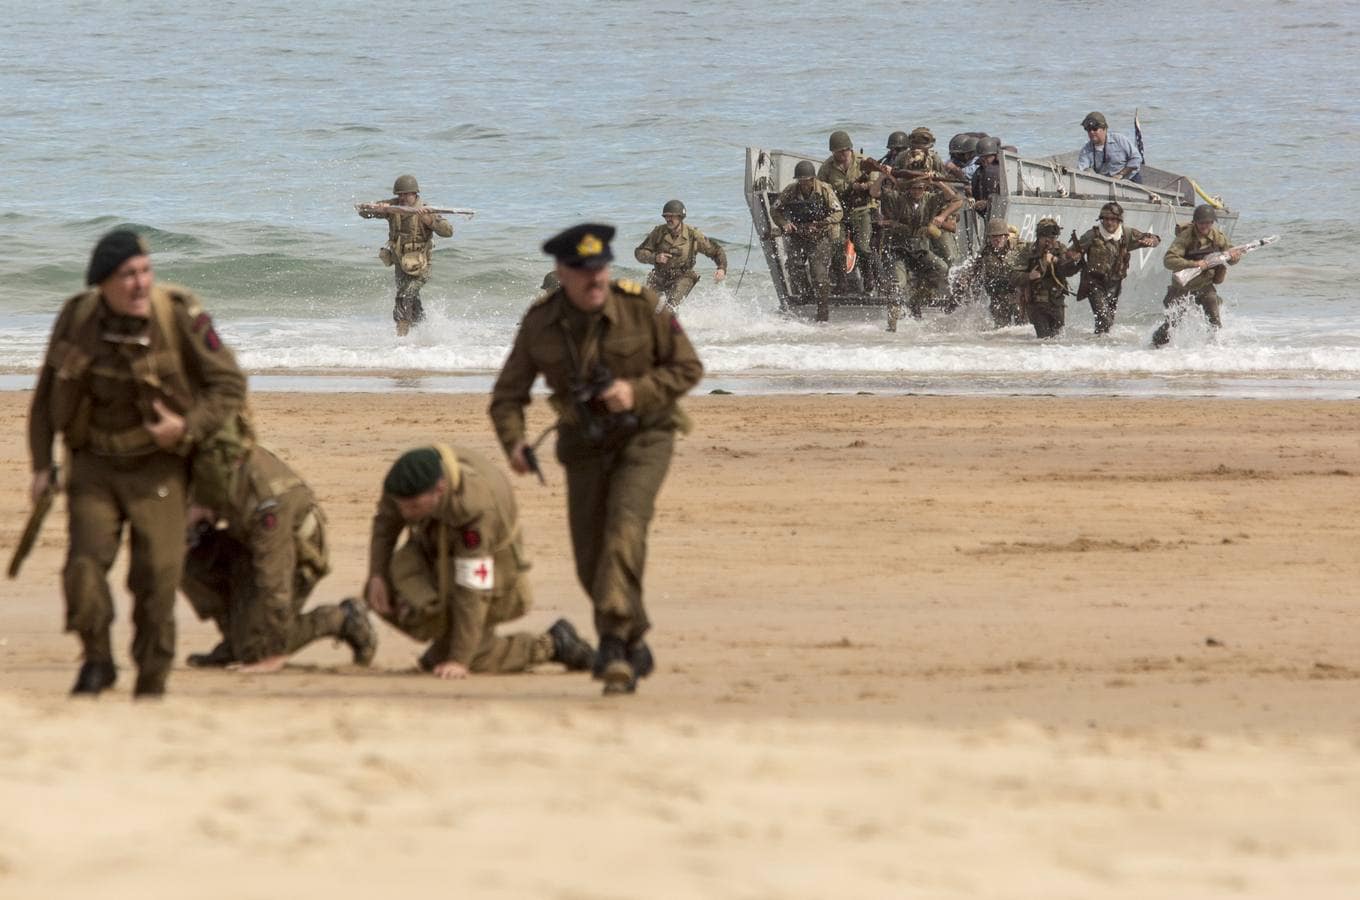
2 390 1358 898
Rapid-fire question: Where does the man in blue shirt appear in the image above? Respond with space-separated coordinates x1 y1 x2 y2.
1077 112 1143 183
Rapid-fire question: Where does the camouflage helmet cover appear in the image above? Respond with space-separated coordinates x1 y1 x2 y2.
1036 216 1062 237
828 130 853 151
1192 204 1218 224
886 130 910 150
662 199 687 218
1100 201 1124 221
794 160 816 179
392 174 420 194
908 126 935 147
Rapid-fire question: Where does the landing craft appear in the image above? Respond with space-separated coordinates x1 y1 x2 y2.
743 146 1238 317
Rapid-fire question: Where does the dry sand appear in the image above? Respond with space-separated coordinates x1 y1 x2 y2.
2 391 1358 898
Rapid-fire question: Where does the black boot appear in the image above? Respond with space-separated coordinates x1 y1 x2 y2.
627 639 654 680
338 598 377 666
548 619 596 672
186 641 234 668
133 670 166 699
594 636 635 695
70 660 117 696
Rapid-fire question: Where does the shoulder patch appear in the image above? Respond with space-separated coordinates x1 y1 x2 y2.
616 279 644 296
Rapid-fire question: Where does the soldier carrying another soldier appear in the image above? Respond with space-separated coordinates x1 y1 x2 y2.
870 159 962 331
181 444 377 673
27 230 248 697
633 200 727 311
490 224 703 695
365 445 596 679
357 174 455 336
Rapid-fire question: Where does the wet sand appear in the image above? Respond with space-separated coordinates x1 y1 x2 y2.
2 392 1358 898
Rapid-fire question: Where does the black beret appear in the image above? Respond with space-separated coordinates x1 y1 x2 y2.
87 230 149 285
384 447 443 498
542 223 615 270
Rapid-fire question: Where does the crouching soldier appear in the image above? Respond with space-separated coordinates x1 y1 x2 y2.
365 445 596 679
181 443 376 672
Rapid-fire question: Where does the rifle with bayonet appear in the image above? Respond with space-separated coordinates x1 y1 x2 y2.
1172 235 1279 287
355 203 477 218
9 466 59 579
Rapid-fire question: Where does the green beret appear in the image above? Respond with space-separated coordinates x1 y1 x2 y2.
384 447 442 498
87 229 149 285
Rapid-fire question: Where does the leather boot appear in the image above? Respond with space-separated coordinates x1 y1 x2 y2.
186 641 234 668
70 660 117 696
594 636 635 696
548 619 596 672
338 598 377 666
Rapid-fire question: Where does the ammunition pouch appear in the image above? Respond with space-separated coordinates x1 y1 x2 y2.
379 246 395 267
397 240 431 276
292 506 330 597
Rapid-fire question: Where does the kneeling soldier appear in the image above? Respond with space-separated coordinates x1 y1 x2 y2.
181 444 376 672
365 445 596 679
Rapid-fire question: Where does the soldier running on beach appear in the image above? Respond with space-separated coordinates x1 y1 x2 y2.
357 174 454 336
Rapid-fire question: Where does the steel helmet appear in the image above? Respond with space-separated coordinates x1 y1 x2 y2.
1192 204 1218 224
976 136 1002 156
986 218 1012 237
829 130 853 152
886 130 910 150
794 160 816 179
1036 217 1062 237
908 127 935 147
392 174 420 194
948 133 979 157
662 199 687 218
1099 201 1124 222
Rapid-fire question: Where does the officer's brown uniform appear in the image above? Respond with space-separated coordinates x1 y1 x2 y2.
29 283 247 691
633 223 727 310
1152 224 1235 346
1073 224 1157 334
769 180 844 319
369 445 550 672
359 200 454 327
181 445 349 664
489 280 702 644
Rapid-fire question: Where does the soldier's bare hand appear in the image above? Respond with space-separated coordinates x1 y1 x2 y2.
714 268 726 282
655 253 671 265
145 399 187 450
508 441 531 475
30 469 51 507
433 661 469 680
599 379 635 413
1228 249 1243 263
783 223 796 235
366 575 392 616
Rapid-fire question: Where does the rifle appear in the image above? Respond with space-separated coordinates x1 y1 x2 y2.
1172 235 1279 287
521 445 546 486
355 203 476 218
9 466 59 579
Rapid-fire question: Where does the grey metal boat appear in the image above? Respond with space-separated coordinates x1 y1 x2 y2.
743 146 1238 316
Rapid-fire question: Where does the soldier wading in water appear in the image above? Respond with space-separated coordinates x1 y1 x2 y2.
358 174 454 336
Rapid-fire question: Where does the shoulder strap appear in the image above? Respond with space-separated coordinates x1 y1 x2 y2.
149 285 180 359
433 443 463 491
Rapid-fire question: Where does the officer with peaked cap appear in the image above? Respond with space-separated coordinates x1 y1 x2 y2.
489 224 703 695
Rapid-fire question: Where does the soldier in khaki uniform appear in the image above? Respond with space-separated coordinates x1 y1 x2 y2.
357 174 455 336
365 445 596 679
769 160 844 322
892 127 946 176
633 200 727 311
955 218 1026 327
490 224 703 695
1151 204 1242 347
28 230 248 697
1070 201 1161 334
1009 217 1082 339
870 163 962 330
180 444 377 672
818 130 880 296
